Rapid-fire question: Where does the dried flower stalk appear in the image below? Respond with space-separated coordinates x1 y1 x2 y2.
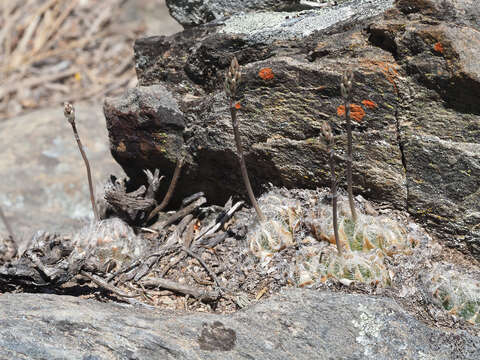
64 102 99 221
0 205 16 248
321 121 342 256
225 57 265 222
341 69 357 222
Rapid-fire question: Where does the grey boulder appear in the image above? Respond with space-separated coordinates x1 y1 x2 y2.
0 290 479 359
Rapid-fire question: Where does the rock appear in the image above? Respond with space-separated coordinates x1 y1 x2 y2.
105 0 480 259
123 0 182 36
368 0 480 254
0 102 123 243
104 85 185 194
166 0 299 27
0 290 478 359
218 0 395 44
165 0 393 27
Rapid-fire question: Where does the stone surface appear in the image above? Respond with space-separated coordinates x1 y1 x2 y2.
166 0 298 27
218 0 395 43
0 290 478 359
0 103 123 243
124 0 182 36
106 0 480 259
165 0 387 27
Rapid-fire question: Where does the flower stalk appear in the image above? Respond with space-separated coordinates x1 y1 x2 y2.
225 57 266 223
64 102 99 221
341 69 357 222
321 121 342 256
0 205 16 249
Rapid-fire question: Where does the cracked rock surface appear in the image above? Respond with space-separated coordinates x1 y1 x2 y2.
0 290 479 359
105 0 480 259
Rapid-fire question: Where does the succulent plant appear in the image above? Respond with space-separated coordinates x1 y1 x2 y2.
320 121 342 255
249 191 302 263
309 199 414 257
296 244 392 287
73 218 145 272
224 57 266 223
423 263 480 325
64 102 99 221
248 189 415 288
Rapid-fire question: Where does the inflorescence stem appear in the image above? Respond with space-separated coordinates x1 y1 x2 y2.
64 102 99 222
0 205 16 249
322 121 342 256
341 70 357 222
225 57 266 223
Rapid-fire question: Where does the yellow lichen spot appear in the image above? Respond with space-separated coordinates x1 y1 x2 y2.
155 144 167 153
74 72 82 81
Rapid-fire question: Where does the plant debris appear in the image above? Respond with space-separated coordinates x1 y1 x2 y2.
0 0 143 120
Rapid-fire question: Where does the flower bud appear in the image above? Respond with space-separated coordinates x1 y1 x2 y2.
64 102 75 125
341 69 354 99
225 57 241 99
321 121 334 143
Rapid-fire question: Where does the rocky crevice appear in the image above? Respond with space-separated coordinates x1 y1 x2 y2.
366 23 408 210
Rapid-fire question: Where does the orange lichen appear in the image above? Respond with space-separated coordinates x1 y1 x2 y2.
433 42 444 53
360 60 399 94
258 67 274 80
337 104 366 122
234 102 241 110
362 99 377 109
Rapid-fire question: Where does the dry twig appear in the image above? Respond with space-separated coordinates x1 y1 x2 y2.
0 0 140 119
81 270 141 299
140 277 219 302
147 157 184 221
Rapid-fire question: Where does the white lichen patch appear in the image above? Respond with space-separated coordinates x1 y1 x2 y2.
351 304 383 357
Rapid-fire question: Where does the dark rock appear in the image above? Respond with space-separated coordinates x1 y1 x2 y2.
105 0 480 259
0 290 479 359
104 85 185 195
